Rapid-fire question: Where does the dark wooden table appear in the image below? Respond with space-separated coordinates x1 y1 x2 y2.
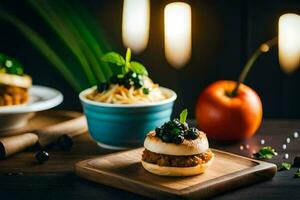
0 120 300 200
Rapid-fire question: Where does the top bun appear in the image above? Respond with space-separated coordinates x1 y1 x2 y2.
0 73 32 88
144 131 209 156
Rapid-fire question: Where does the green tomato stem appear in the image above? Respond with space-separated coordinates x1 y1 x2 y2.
230 37 278 97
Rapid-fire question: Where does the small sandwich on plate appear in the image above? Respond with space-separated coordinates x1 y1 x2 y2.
0 53 32 106
141 109 214 177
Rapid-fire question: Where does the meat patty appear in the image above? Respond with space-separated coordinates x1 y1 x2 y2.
0 85 29 106
142 149 213 167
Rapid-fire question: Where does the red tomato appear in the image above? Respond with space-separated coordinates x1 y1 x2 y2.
196 80 263 141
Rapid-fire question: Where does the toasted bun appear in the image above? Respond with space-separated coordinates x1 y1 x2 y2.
142 154 214 176
0 73 32 88
144 131 209 156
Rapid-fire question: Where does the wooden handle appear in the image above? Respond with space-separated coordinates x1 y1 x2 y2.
0 133 38 158
37 115 87 147
0 114 87 158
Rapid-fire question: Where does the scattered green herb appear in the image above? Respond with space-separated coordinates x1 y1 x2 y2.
0 53 24 76
253 146 278 159
142 88 149 95
102 48 148 77
179 109 188 124
278 162 292 171
294 169 300 178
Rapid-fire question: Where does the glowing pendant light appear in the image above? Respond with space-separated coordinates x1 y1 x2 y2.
122 0 150 54
164 2 192 68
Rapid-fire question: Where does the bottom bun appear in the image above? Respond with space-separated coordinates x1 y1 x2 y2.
141 154 214 177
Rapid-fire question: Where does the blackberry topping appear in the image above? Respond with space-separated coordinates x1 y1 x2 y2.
154 109 200 144
155 127 163 137
125 71 137 79
100 71 145 92
123 78 131 89
173 135 185 144
97 82 109 92
162 134 172 143
186 127 200 140
165 121 176 129
172 118 182 129
56 135 73 151
170 128 183 137
134 80 143 89
35 150 49 164
109 75 119 84
181 122 189 131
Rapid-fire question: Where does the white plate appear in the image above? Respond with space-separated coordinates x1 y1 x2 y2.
0 85 63 114
0 85 63 132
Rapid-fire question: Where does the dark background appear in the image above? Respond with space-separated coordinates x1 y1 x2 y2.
0 0 300 118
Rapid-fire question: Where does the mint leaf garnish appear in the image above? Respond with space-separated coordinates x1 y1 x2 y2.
179 109 188 124
125 47 131 66
253 146 278 159
294 169 300 178
130 61 148 76
278 162 292 171
101 52 125 66
102 48 148 77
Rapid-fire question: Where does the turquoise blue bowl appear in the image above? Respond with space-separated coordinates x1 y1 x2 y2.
79 87 177 149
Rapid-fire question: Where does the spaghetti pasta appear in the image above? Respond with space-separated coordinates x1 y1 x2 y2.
86 76 167 104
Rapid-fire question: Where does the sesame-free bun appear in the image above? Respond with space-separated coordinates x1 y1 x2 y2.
0 73 32 88
144 131 209 156
141 154 214 177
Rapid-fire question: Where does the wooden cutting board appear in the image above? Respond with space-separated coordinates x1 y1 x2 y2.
75 148 277 199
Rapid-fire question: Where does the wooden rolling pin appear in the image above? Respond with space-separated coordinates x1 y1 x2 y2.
0 133 38 158
0 115 87 159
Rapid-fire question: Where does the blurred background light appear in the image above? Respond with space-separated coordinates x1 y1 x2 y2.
164 2 192 68
279 13 300 74
122 0 150 54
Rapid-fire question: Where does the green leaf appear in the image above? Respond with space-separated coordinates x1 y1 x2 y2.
124 48 131 72
0 9 82 92
51 0 108 83
117 74 124 78
130 61 148 76
121 65 129 74
29 0 99 85
102 52 125 66
125 48 131 64
253 146 278 159
29 0 115 84
294 169 300 178
60 0 113 79
179 109 188 124
278 162 292 171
